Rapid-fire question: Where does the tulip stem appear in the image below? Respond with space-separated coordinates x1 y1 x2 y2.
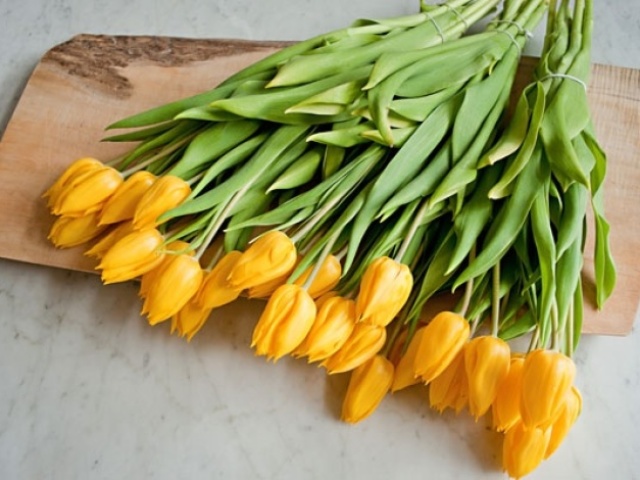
491 262 500 337
567 301 574 358
194 189 245 260
395 198 429 264
302 233 338 291
550 302 560 351
120 133 196 178
527 325 540 353
290 193 344 245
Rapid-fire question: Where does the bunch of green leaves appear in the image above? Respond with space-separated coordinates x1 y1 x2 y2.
413 0 615 355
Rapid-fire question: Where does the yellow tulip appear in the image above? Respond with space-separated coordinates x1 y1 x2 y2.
313 290 339 310
97 228 165 284
429 349 468 414
85 221 137 259
44 157 104 207
502 422 551 479
520 349 576 429
246 255 301 299
251 284 317 361
322 322 386 374
355 256 413 327
52 165 123 216
99 171 156 225
391 326 426 392
293 254 342 298
171 300 213 341
227 231 297 291
464 335 511 419
545 386 582 459
142 254 203 325
293 295 356 362
195 251 243 309
413 311 470 384
492 356 525 433
341 355 394 424
132 175 191 228
139 241 193 299
48 211 107 248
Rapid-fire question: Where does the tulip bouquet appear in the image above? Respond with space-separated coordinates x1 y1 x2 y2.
43 0 614 477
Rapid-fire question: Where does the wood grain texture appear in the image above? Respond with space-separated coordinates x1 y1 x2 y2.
0 34 638 335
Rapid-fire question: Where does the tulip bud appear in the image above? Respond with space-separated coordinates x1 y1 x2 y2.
133 175 191 228
97 228 165 284
313 291 339 310
172 300 213 341
195 251 243 309
246 255 301 299
355 256 413 327
322 322 386 374
139 241 193 299
502 422 551 479
48 211 107 248
545 386 582 459
293 295 356 362
429 349 468 414
464 336 511 419
85 221 137 259
293 255 342 298
143 254 203 325
413 311 469 384
520 349 576 429
391 326 426 392
53 166 123 216
341 355 394 424
228 231 297 291
99 171 156 225
492 356 525 432
44 157 103 207
251 284 317 361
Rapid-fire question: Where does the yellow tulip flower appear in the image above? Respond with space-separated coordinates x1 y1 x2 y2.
293 254 342 299
44 157 104 207
413 311 470 384
429 349 468 414
195 251 243 309
139 241 193 299
341 355 394 424
171 300 213 341
48 211 107 248
520 349 576 429
464 335 511 419
99 171 156 225
492 356 525 433
246 255 301 299
228 231 297 291
293 295 356 362
502 422 551 479
251 284 317 361
142 254 203 325
85 221 136 259
322 322 386 374
97 228 165 284
52 165 123 217
545 385 582 459
391 326 426 392
355 256 413 327
132 175 191 228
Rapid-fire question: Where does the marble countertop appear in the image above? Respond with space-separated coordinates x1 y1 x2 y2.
1 1 639 479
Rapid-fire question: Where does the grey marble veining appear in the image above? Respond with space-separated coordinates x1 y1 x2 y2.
1 1 639 479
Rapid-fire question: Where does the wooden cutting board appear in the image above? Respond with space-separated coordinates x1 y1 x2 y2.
0 34 638 335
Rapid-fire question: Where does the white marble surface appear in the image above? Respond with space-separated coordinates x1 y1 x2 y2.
1 1 639 479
